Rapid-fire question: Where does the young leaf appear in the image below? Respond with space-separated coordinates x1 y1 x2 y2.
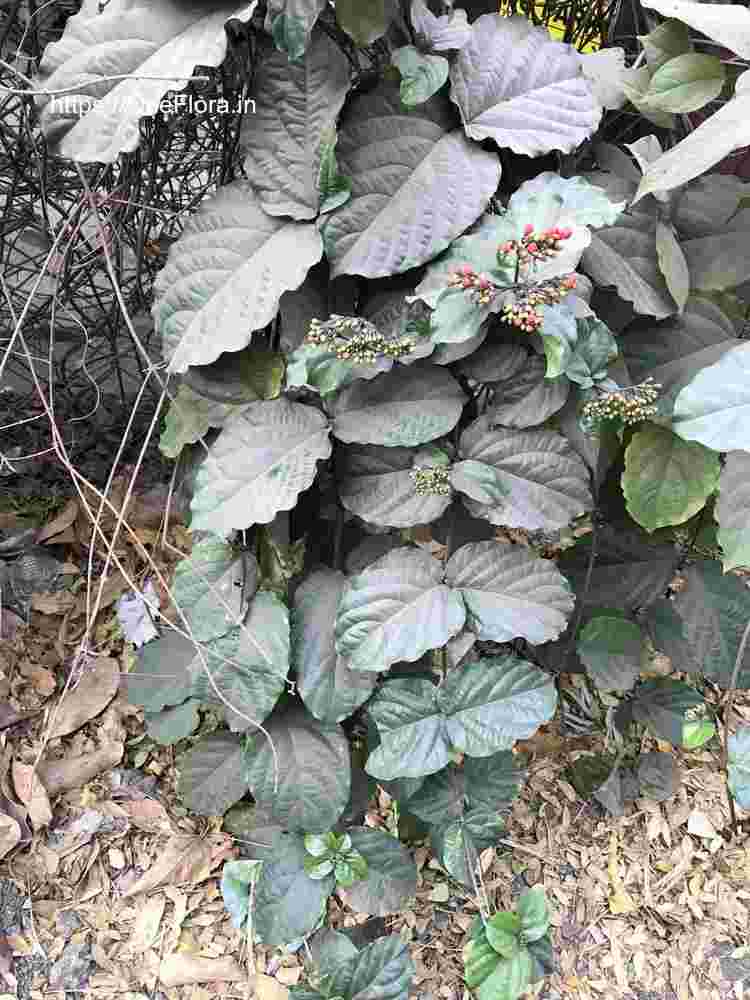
727 726 750 809
176 733 247 815
253 832 334 946
449 14 601 156
331 363 466 447
463 932 501 988
716 451 750 571
446 541 575 645
475 948 533 1000
576 616 644 692
145 699 200 746
159 385 251 459
190 591 289 733
454 418 593 532
673 343 750 451
670 560 750 687
517 887 550 943
154 183 323 374
631 678 706 745
171 536 253 643
335 547 466 673
431 807 505 886
338 444 452 528
643 53 725 113
321 80 501 278
220 859 261 929
293 569 376 724
324 933 416 1000
366 655 556 780
334 0 392 45
508 172 625 230
343 827 418 916
243 705 351 833
622 424 720 532
265 0 327 60
564 316 618 388
486 912 522 958
392 46 449 107
318 128 353 215
190 398 331 534
35 1 257 162
642 0 750 60
241 29 350 220
638 19 692 72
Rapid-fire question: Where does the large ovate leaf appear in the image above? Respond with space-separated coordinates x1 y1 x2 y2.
335 547 466 672
338 444 452 528
176 732 247 815
622 424 720 531
581 210 676 319
488 355 570 429
171 536 254 643
670 560 750 687
673 342 750 451
366 655 556 780
621 296 740 407
322 81 501 278
190 398 331 534
331 364 465 447
559 522 676 612
446 541 575 645
631 678 706 746
243 705 351 833
154 183 323 373
518 887 549 944
254 832 333 946
509 172 625 230
159 386 250 459
145 699 200 746
190 591 289 732
576 616 644 692
643 52 725 113
728 726 750 810
431 806 505 886
453 418 593 532
638 18 692 73
324 934 416 1000
293 569 377 724
264 0 327 60
476 948 533 1000
564 316 618 388
682 230 750 294
717 452 750 571
35 0 256 162
344 827 417 915
124 629 196 712
459 341 528 384
241 29 350 219
449 14 600 156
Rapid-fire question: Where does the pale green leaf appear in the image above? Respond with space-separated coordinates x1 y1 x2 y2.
673 342 750 451
393 46 449 107
656 220 690 312
643 53 725 113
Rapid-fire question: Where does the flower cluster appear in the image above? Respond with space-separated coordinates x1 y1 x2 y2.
498 223 574 267
410 465 452 496
446 264 496 306
306 315 415 365
581 378 661 427
500 274 578 332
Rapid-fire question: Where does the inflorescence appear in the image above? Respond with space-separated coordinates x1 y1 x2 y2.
446 223 578 333
410 466 452 496
581 378 661 427
306 315 415 365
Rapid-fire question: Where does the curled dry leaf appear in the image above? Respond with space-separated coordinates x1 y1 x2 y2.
123 833 234 896
0 813 21 861
11 763 52 829
158 954 248 987
35 499 79 544
49 657 120 739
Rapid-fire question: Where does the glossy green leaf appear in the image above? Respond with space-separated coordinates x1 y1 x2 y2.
643 52 725 113
486 912 521 959
253 832 333 946
324 933 416 1000
170 536 252 643
344 827 417 915
517 887 549 943
673 342 750 452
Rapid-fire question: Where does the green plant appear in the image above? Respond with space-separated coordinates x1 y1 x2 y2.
32 0 750 992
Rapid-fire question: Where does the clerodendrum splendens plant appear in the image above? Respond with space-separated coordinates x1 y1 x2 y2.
34 0 750 996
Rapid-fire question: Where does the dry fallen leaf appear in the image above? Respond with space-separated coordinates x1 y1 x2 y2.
23 665 56 698
49 656 120 738
0 814 21 861
11 763 52 829
687 809 717 839
130 894 167 953
35 499 79 544
158 954 248 987
31 591 76 615
255 974 290 999
607 830 637 915
71 572 129 618
123 834 234 897
117 798 173 834
37 741 123 796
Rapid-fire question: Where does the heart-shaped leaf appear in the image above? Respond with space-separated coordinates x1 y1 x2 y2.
177 733 247 815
